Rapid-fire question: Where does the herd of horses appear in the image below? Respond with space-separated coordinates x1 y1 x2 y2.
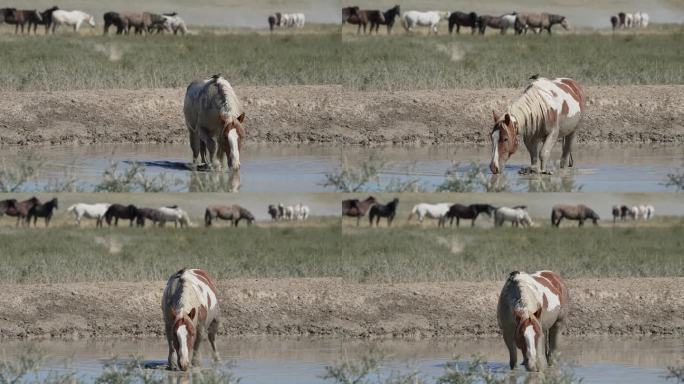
267 203 310 221
342 6 571 35
267 12 306 31
342 196 657 228
0 6 186 35
610 11 650 31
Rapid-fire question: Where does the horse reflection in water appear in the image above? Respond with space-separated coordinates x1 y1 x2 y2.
489 172 580 192
188 170 241 192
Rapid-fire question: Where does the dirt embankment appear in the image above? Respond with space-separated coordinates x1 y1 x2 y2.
0 85 682 146
0 277 681 339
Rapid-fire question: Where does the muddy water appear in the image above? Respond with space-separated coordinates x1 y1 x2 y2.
2 144 681 192
1 337 679 383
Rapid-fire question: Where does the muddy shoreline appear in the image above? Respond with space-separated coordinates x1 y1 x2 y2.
0 85 682 146
0 277 681 339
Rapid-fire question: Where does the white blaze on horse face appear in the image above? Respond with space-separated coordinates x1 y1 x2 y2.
490 130 500 172
524 325 538 370
227 128 240 170
176 325 190 370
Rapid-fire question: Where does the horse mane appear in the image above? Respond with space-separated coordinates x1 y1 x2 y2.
507 271 543 317
209 76 241 120
507 78 552 139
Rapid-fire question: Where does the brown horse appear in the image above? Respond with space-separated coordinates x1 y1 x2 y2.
122 12 148 34
342 196 376 226
27 197 59 227
516 13 569 35
369 5 401 34
5 9 42 34
344 7 370 34
205 205 255 227
551 204 599 227
2 197 40 226
342 6 358 25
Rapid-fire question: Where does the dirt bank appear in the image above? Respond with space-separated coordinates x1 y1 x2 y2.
0 277 681 339
0 85 682 146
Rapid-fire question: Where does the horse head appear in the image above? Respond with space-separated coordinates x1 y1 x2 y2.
514 307 543 372
87 14 96 27
220 112 246 170
490 111 519 174
171 307 197 371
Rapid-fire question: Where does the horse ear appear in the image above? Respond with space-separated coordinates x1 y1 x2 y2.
237 112 245 123
504 113 511 125
492 110 500 122
188 308 196 320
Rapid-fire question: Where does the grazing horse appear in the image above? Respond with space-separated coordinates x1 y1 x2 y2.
478 13 516 34
490 76 585 175
157 206 192 228
342 196 376 226
448 11 478 34
444 203 495 227
408 203 450 224
516 13 568 34
184 75 246 171
612 205 620 224
495 206 533 227
498 270 569 372
67 203 111 227
135 207 162 227
162 268 220 371
369 5 401 34
27 198 59 227
51 10 95 33
292 203 310 220
551 204 599 227
2 197 40 226
610 15 619 30
402 11 450 34
103 11 128 34
28 6 58 34
162 14 187 35
368 198 399 227
205 205 255 227
105 204 139 227
268 204 280 220
5 9 42 34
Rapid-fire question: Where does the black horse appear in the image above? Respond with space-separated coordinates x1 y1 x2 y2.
369 5 401 34
442 203 496 227
448 11 478 34
105 204 139 227
27 197 58 227
103 11 128 35
368 198 399 227
268 204 280 221
28 6 58 34
135 207 163 227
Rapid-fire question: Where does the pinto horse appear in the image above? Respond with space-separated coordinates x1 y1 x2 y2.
27 198 58 227
498 270 569 372
551 204 599 227
162 268 220 371
2 197 40 226
448 11 478 34
105 204 139 227
444 203 495 227
342 196 376 226
205 205 254 227
185 75 246 171
490 76 585 175
368 197 399 227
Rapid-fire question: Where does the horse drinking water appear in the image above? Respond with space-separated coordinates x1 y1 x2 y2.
490 76 585 175
498 270 569 372
162 268 220 371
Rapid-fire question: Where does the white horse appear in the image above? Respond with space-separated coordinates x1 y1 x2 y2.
283 205 295 220
67 203 111 227
158 206 192 228
408 203 450 224
632 12 642 28
644 205 655 219
500 13 517 34
51 10 96 33
495 206 533 227
289 13 305 27
293 203 310 220
402 11 450 34
162 14 187 35
624 13 633 28
640 13 649 27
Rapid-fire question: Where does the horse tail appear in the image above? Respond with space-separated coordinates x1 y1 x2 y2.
204 208 212 227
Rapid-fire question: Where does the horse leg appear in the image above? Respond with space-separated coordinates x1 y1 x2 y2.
504 330 518 370
191 328 202 367
560 131 576 168
547 321 563 366
356 216 360 226
578 219 584 227
205 137 219 169
166 324 177 370
539 129 559 174
208 319 220 361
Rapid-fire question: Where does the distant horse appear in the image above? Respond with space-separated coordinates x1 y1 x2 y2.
135 207 165 227
408 203 450 224
158 206 192 228
612 205 620 224
551 204 599 227
516 13 568 34
618 12 626 27
2 197 40 226
478 13 516 34
444 203 495 227
292 203 310 220
51 10 95 33
610 15 619 30
5 9 42 34
205 205 255 227
639 13 649 27
268 204 280 220
120 12 148 34
619 205 632 220
402 11 450 34
490 76 585 174
0 8 16 25
184 75 246 171
342 6 358 24
644 205 655 219
279 13 305 28
344 7 369 33
144 12 166 32
498 270 569 371
368 198 399 227
495 206 533 227
27 198 59 227
0 199 18 216
103 11 127 34
162 268 220 371
283 205 294 220
268 14 277 31
448 11 478 34
28 6 58 34
342 196 376 226
105 204 139 227
162 13 187 35
369 5 401 34
67 203 111 227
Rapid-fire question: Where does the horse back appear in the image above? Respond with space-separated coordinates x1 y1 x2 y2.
531 271 569 322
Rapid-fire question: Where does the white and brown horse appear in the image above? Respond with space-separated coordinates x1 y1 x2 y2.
184 75 246 171
490 76 585 174
162 268 220 371
498 270 569 372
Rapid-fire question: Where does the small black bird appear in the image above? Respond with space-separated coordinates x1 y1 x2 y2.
529 73 540 80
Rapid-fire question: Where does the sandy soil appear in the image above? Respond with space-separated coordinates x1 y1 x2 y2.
0 85 682 146
0 277 681 339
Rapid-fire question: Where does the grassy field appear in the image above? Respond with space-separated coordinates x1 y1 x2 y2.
0 24 682 90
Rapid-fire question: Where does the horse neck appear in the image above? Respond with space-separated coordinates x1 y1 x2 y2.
507 87 548 139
